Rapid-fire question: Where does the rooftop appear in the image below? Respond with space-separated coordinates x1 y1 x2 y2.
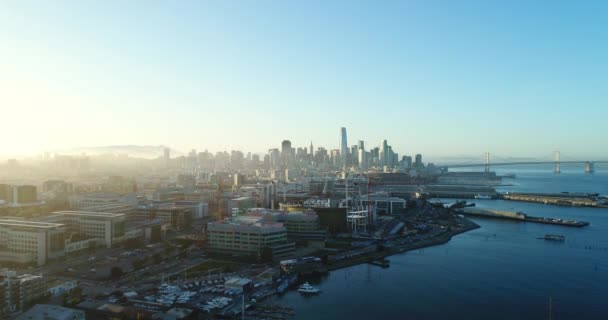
17 304 84 320
0 219 64 229
53 210 125 218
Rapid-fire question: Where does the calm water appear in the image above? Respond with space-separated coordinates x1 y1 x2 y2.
271 165 608 319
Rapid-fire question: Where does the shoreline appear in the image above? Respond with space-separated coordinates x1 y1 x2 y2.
325 219 481 272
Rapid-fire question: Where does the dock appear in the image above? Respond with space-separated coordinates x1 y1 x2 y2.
459 207 589 227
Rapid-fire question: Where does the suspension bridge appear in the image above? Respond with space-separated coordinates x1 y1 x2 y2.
440 151 608 173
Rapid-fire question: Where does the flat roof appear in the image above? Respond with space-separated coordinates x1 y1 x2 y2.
53 210 125 218
0 219 64 229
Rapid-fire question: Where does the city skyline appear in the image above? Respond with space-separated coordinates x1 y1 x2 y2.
2 1 607 158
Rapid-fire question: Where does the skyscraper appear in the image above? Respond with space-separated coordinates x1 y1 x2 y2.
339 127 348 166
358 140 367 170
415 154 423 168
379 139 389 167
281 140 292 166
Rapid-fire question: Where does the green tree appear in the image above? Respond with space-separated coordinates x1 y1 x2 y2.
110 266 123 279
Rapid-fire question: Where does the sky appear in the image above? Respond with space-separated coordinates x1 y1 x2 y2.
1 1 607 160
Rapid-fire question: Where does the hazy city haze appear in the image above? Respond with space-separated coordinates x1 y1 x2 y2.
2 1 607 158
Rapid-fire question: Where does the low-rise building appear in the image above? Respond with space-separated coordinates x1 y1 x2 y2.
17 304 85 320
224 277 253 292
39 211 126 248
228 197 255 215
206 221 294 260
68 192 136 214
47 280 78 297
0 270 48 314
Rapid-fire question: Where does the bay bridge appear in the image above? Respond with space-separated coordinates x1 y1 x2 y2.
440 151 608 174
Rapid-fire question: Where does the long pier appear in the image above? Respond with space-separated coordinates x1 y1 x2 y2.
459 207 589 227
500 192 608 208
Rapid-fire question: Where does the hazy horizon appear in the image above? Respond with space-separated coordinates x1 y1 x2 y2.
2 1 607 159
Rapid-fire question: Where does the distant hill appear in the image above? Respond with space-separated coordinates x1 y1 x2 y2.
65 145 182 159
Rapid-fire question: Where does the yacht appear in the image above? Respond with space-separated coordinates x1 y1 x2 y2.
474 194 492 200
297 282 321 294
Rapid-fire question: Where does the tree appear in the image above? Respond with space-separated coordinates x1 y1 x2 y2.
152 253 162 264
110 266 123 279
132 259 145 270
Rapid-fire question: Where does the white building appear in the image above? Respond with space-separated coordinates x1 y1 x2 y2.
0 220 66 266
39 211 126 248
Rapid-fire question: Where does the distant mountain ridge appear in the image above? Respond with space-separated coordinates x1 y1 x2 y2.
65 145 182 159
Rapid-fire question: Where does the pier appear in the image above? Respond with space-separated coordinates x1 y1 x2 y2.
459 207 589 227
501 192 606 207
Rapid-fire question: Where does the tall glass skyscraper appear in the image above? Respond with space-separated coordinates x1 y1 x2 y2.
339 127 348 166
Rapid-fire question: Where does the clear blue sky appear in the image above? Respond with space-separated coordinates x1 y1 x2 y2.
1 1 607 159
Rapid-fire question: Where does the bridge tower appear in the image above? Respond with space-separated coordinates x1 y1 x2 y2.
585 162 594 173
554 151 561 174
484 152 490 173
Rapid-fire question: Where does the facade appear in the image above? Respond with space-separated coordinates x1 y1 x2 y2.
47 280 78 297
339 127 348 166
0 270 48 314
0 220 66 266
154 206 193 231
415 154 423 168
206 221 294 260
0 185 38 206
361 193 407 215
228 197 255 215
40 211 126 248
68 192 136 214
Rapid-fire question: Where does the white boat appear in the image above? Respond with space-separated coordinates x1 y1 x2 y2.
297 282 320 294
474 194 492 200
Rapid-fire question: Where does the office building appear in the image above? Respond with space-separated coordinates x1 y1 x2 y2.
152 206 193 231
268 148 280 167
41 211 126 248
228 197 255 215
358 140 367 170
206 221 294 260
177 174 196 188
415 154 423 168
0 185 38 206
0 220 66 266
68 192 136 214
281 140 292 166
339 127 348 166
233 173 245 186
